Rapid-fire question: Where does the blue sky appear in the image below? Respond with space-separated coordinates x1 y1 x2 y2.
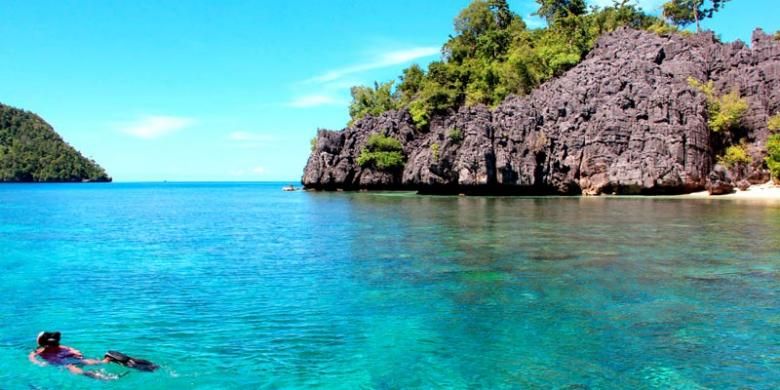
2 0 778 182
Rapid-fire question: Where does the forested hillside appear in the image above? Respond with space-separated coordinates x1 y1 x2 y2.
0 104 110 182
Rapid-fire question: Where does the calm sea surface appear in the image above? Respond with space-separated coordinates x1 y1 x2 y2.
1 182 779 389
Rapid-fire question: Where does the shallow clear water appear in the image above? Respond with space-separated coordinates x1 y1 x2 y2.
1 183 779 389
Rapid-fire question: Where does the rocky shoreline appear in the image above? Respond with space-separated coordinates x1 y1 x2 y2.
303 28 780 196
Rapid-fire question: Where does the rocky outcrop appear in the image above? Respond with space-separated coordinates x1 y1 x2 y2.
303 28 780 195
706 165 734 195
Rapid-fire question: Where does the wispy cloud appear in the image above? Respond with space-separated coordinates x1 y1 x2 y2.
287 94 347 108
120 116 195 139
307 46 440 84
289 45 439 109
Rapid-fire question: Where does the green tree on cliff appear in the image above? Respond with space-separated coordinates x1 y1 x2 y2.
662 0 730 32
346 0 671 129
397 64 425 105
348 82 398 125
534 0 587 23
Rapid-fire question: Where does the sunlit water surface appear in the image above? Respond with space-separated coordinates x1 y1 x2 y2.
1 183 779 389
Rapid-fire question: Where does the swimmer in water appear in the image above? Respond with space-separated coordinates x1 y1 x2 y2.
28 331 114 380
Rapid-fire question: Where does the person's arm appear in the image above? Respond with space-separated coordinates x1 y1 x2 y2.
28 350 46 366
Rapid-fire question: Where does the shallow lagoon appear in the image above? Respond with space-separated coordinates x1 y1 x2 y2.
1 183 779 388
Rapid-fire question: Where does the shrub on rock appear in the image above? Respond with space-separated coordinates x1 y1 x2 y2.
357 133 405 170
766 134 780 182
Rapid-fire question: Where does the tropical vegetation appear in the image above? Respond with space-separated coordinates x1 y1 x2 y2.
717 143 751 169
766 135 780 181
662 0 730 32
768 113 780 132
348 0 676 129
687 77 748 133
0 104 110 182
356 133 405 170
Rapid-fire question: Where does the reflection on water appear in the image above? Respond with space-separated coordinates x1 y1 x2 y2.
0 184 779 388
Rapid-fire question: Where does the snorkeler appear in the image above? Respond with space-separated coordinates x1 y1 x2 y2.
29 331 158 379
28 331 113 379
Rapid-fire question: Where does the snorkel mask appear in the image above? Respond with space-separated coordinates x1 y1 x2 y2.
37 331 61 348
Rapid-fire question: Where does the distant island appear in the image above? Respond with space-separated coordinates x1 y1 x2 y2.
303 0 780 195
0 103 110 182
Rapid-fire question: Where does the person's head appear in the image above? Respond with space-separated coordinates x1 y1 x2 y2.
37 331 61 349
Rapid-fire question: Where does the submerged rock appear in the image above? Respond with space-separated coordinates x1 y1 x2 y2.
303 28 780 195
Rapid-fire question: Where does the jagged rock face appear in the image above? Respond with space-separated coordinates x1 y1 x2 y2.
303 28 780 195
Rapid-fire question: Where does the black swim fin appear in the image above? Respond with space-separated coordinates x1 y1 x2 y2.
105 350 159 372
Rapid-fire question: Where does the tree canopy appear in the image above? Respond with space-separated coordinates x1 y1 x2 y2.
0 104 111 182
534 0 587 23
662 0 729 31
347 0 672 128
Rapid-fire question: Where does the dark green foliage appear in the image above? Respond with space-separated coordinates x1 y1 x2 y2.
766 134 780 181
448 128 464 143
356 133 405 170
662 0 730 31
348 82 399 125
397 64 426 105
534 0 587 23
0 104 110 182
346 0 671 129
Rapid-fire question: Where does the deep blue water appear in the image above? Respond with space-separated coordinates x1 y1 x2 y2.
1 182 779 389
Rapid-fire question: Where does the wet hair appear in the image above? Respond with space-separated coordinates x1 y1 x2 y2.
37 331 61 348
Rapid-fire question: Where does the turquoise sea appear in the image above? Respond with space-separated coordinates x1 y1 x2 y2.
1 182 779 389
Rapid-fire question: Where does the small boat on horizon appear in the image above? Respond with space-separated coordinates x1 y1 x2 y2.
282 184 298 192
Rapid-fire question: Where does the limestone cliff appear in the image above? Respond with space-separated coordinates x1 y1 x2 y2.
303 28 780 195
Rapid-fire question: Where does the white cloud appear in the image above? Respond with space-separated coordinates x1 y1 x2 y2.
307 46 440 84
287 95 347 108
588 0 665 11
121 116 195 139
251 166 266 174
